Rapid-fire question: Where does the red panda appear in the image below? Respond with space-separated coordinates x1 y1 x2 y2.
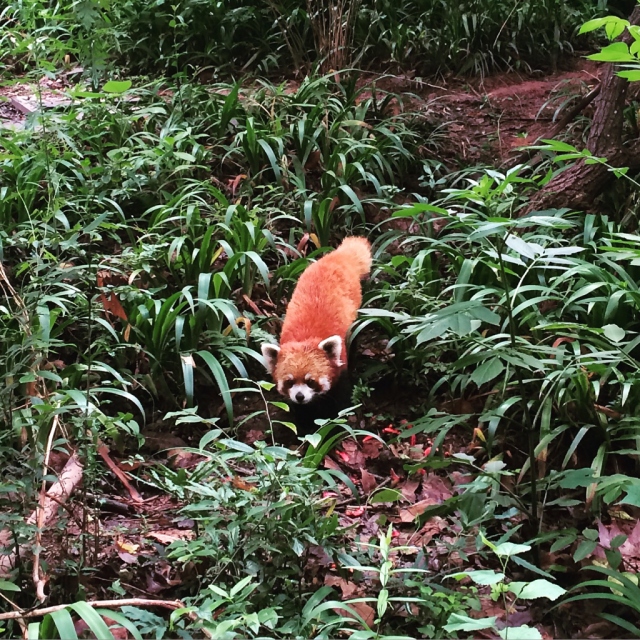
261 236 372 407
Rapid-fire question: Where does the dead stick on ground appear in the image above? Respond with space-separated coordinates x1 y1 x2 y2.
0 592 27 638
33 415 60 602
0 598 213 638
96 439 143 504
0 453 83 577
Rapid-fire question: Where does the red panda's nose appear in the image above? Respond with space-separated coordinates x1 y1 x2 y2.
295 392 304 403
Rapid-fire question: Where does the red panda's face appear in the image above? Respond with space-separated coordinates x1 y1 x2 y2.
261 336 343 405
274 350 333 404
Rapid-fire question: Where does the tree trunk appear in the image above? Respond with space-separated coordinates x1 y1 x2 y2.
525 6 640 213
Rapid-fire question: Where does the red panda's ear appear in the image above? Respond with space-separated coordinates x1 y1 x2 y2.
261 343 280 374
318 335 343 367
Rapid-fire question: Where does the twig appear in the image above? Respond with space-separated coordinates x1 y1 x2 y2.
84 493 133 515
96 440 143 504
0 598 213 638
0 453 84 577
33 415 60 601
0 591 27 637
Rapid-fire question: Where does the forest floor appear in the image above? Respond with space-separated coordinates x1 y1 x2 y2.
5 57 625 639
0 59 600 165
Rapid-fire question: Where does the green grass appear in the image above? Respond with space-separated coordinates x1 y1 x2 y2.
0 0 604 78
3 2 640 639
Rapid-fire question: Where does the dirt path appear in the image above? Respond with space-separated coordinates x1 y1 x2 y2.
411 59 600 164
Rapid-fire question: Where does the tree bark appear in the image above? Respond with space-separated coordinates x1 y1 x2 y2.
525 6 640 213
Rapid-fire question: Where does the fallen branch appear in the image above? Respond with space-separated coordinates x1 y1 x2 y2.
0 453 83 577
0 598 214 639
96 440 143 504
0 598 183 621
33 415 60 602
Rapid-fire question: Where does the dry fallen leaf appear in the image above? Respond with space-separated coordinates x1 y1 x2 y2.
323 456 342 471
148 530 195 544
117 552 138 564
341 439 365 468
400 478 420 502
339 601 375 628
361 469 377 495
116 539 139 554
399 499 440 523
232 476 257 491
362 439 382 459
325 575 358 599
420 474 453 503
595 518 640 569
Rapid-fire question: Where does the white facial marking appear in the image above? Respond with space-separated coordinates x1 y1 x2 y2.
278 374 293 394
319 376 330 391
289 383 315 405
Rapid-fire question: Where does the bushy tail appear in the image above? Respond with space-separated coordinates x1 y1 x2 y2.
337 236 372 278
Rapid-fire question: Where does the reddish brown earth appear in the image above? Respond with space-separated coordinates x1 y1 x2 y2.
372 58 601 164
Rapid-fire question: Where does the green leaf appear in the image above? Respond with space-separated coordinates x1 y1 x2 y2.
68 602 115 640
0 580 20 592
498 625 542 640
606 19 629 40
377 587 389 619
619 483 640 507
618 70 640 81
370 488 402 503
493 542 531 558
230 575 253 597
470 357 504 387
579 17 611 34
102 80 132 94
573 539 597 562
462 570 505 586
603 323 625 343
392 203 449 218
505 235 540 260
539 139 580 153
558 468 594 488
588 42 633 62
444 613 497 633
174 151 196 163
27 622 40 640
600 613 640 637
199 429 222 450
339 184 365 215
196 350 233 424
49 608 79 640
305 434 322 448
511 579 566 601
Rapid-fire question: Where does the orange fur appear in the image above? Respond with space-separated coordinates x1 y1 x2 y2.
263 237 371 399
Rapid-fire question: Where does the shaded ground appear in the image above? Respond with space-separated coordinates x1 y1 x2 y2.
5 58 631 639
418 59 599 164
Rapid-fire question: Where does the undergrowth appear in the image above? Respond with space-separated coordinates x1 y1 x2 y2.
0 0 605 78
2 1 640 639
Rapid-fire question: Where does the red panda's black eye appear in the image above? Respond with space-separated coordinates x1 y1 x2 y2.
283 379 294 389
